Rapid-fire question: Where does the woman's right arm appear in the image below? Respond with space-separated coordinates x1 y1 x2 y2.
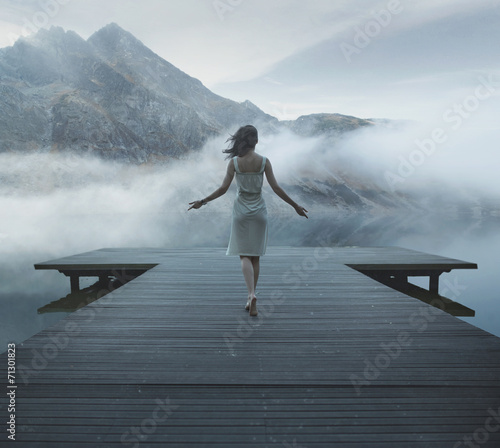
264 159 308 218
188 159 235 210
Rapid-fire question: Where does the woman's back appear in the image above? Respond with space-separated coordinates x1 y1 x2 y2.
235 153 265 173
234 155 266 195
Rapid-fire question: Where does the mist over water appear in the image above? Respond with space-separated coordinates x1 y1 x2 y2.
1 122 499 347
1 118 499 255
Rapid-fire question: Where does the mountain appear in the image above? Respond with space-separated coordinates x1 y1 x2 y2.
0 24 375 163
0 24 279 162
283 113 373 138
0 23 410 215
1 24 495 218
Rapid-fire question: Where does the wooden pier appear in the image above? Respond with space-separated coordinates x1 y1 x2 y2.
2 246 500 447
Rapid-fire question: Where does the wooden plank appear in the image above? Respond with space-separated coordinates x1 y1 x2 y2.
34 246 478 271
1 247 498 447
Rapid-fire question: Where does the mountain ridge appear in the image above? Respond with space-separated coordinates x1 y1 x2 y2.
4 23 493 217
0 23 371 162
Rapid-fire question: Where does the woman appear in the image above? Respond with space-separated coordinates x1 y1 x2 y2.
188 125 308 317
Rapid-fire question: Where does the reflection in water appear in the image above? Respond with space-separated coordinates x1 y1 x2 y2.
356 269 475 317
37 275 137 314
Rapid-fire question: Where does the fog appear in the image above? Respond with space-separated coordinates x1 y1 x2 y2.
1 120 499 346
1 117 499 261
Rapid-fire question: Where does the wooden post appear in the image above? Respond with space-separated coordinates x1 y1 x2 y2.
70 275 79 293
429 273 440 294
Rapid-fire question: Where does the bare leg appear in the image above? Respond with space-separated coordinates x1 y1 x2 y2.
240 256 255 299
240 256 258 316
252 256 260 291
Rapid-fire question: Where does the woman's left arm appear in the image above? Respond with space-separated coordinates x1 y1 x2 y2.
188 159 235 210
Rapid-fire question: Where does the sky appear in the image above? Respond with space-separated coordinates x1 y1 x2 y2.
1 0 499 122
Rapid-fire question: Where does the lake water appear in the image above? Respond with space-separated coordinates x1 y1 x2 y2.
1 212 498 350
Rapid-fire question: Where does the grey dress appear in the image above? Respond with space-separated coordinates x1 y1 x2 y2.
226 156 268 256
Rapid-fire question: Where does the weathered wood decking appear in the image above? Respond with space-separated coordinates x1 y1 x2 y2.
2 246 499 447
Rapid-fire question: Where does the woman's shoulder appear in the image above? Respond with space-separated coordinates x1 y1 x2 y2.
253 153 268 163
260 154 270 166
227 157 237 171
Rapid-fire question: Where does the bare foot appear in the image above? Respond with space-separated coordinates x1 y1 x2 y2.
249 296 258 316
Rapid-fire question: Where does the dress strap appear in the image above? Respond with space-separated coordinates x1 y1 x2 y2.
233 156 240 173
259 156 267 174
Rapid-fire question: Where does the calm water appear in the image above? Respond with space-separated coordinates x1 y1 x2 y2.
1 213 499 349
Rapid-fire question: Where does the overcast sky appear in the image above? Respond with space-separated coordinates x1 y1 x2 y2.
1 0 499 122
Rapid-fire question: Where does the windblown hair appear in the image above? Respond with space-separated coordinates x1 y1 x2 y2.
222 125 258 159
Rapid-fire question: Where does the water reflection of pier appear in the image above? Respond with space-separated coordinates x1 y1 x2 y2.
37 276 135 314
3 247 498 447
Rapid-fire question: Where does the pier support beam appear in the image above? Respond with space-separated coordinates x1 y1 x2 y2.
350 268 473 316
430 273 440 294
59 268 149 294
70 275 80 293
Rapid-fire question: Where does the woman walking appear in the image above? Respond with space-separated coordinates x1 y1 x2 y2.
188 125 308 316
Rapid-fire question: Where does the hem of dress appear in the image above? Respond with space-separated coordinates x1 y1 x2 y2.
226 252 266 256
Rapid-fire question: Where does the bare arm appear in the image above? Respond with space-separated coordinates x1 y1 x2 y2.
188 159 235 210
264 158 308 218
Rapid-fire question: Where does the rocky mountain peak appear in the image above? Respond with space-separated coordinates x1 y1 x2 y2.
23 25 84 46
0 23 279 161
88 22 150 59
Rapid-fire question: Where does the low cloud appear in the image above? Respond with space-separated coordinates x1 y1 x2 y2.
0 122 496 261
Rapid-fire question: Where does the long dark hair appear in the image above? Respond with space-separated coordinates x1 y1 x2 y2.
222 125 258 159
